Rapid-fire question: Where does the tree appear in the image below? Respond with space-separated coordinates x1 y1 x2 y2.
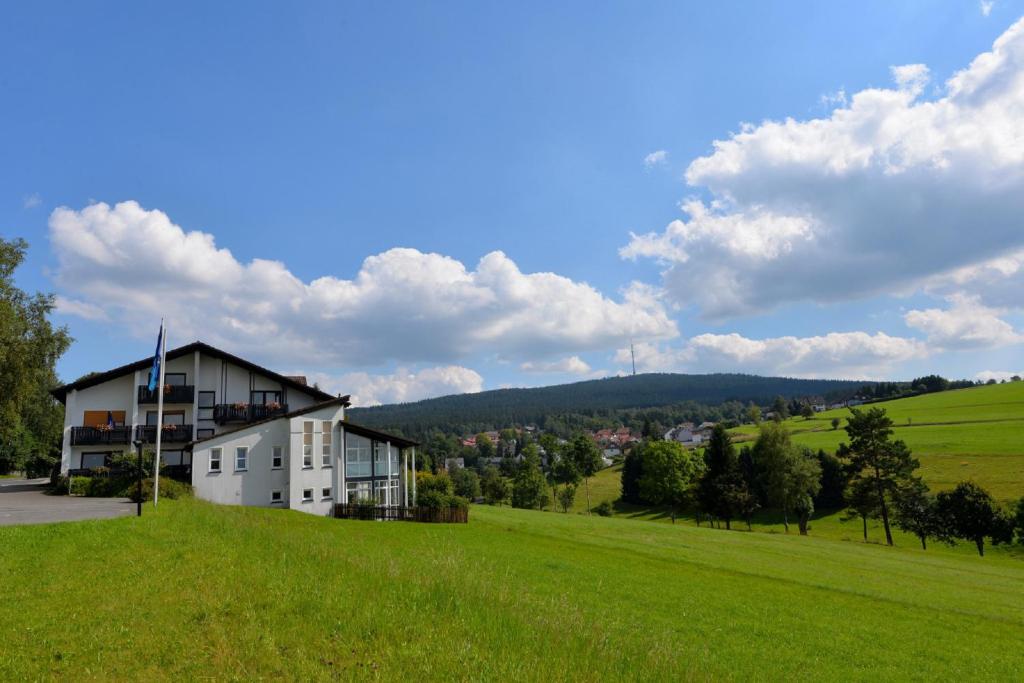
566 434 602 515
936 482 1013 556
637 440 705 523
746 404 762 426
0 238 72 476
620 448 643 504
480 466 509 506
893 479 939 550
753 424 821 534
450 467 481 500
771 396 789 421
697 425 747 529
813 449 847 510
843 476 880 542
511 447 548 509
475 433 495 460
556 484 577 513
799 404 814 420
831 417 841 430
843 407 920 546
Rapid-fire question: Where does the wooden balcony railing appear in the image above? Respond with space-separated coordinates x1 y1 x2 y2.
134 424 194 444
213 403 288 424
70 426 132 446
138 385 195 404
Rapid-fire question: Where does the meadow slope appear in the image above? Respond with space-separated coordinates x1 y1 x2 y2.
2 499 1023 681
728 381 1024 500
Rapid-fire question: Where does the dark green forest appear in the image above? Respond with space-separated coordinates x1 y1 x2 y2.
349 373 869 439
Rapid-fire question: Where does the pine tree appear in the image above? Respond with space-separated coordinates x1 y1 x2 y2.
844 408 920 546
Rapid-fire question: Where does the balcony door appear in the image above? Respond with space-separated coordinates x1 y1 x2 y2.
146 410 185 426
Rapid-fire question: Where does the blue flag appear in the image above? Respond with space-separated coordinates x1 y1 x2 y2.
147 325 163 391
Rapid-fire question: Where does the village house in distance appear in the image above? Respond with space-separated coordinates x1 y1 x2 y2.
50 342 418 515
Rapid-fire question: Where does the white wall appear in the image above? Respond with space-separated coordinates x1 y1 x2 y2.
288 404 345 516
191 420 291 507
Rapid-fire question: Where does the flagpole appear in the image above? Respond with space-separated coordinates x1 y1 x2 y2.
153 319 166 507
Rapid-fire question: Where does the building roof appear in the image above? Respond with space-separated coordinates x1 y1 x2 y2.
50 340 338 404
340 420 419 449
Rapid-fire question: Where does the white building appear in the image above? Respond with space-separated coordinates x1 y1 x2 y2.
51 341 418 515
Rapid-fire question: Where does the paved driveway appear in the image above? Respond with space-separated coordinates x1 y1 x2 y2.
0 478 134 526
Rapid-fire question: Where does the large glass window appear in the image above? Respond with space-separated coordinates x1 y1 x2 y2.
346 481 371 502
81 452 109 469
302 421 313 467
147 411 184 426
345 435 372 478
197 391 215 421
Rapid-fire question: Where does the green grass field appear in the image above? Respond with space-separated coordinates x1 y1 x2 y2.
728 381 1024 500
2 498 1023 680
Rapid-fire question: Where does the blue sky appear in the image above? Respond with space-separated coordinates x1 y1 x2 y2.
3 1 1024 405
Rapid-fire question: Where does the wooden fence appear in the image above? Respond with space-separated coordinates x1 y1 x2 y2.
333 503 468 524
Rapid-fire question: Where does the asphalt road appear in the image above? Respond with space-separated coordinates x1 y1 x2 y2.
0 478 134 526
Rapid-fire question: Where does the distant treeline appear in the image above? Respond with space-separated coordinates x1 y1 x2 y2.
349 373 868 439
856 375 982 403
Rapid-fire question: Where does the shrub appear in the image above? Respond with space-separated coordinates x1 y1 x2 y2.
118 477 193 503
594 500 613 517
69 476 90 496
416 489 467 510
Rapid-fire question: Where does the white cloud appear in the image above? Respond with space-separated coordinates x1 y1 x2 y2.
981 1 995 17
643 150 669 168
23 193 41 209
922 248 1024 310
53 296 109 321
975 369 1021 381
819 88 847 108
904 294 1021 349
49 201 677 368
520 355 593 375
623 18 1024 318
310 365 484 407
618 330 925 379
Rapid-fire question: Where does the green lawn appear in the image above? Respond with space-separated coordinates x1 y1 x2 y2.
729 381 1024 500
2 498 1023 680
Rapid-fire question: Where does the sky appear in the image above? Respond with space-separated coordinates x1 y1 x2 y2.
3 1 1024 406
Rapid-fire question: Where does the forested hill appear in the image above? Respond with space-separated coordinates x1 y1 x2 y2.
348 373 868 437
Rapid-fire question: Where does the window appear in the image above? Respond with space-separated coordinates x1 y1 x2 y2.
250 390 282 406
163 372 186 386
321 421 332 466
302 421 313 468
235 446 248 471
374 442 398 474
321 487 332 500
345 436 372 478
83 410 125 427
346 481 371 502
81 452 110 469
209 448 222 473
197 391 215 421
302 488 314 503
161 450 187 466
197 428 214 439
272 446 283 469
270 490 283 504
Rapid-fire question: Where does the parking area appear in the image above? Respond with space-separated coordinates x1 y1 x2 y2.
0 478 134 526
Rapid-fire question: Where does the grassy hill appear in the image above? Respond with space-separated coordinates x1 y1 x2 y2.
2 498 1022 680
729 380 1024 500
348 372 867 436
567 382 1023 549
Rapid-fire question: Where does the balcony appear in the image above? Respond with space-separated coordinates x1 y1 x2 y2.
138 384 195 404
213 403 288 424
71 426 133 446
134 424 194 444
